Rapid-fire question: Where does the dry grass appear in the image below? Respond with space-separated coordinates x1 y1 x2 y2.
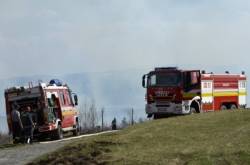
29 110 250 165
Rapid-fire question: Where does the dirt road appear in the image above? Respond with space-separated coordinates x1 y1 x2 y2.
0 131 116 165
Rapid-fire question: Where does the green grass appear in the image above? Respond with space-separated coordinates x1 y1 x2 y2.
29 110 250 165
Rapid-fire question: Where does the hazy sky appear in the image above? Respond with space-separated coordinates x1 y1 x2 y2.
0 0 250 78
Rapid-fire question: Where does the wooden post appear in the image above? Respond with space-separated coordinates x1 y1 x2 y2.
132 108 134 125
101 108 104 131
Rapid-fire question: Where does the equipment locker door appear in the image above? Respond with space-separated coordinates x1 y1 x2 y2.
201 80 213 111
238 80 247 107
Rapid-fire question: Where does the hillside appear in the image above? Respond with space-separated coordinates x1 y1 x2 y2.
29 110 250 165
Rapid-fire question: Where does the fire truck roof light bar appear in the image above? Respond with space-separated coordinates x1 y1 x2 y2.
155 67 178 71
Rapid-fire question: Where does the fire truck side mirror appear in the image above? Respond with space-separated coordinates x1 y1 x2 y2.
74 94 78 106
142 75 146 88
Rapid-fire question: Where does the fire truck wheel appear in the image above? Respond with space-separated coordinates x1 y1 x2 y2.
220 105 227 110
147 114 153 118
38 134 48 141
190 107 196 114
230 104 237 110
54 125 63 140
153 114 159 119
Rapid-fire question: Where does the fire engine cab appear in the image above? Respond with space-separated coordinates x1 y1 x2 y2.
5 79 80 141
142 67 247 119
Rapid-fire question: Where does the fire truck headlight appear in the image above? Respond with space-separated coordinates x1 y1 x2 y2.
183 101 189 110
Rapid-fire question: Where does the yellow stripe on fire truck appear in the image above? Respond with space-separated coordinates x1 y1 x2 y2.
202 91 247 97
62 110 78 116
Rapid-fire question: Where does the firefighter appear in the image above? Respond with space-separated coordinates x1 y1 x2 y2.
111 118 117 130
22 106 36 144
11 103 23 143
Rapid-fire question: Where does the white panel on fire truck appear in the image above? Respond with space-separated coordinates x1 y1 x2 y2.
46 86 68 90
238 80 247 105
46 92 58 98
201 80 213 103
202 74 211 77
46 92 51 98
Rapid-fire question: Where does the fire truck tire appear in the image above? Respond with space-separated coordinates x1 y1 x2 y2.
38 134 48 141
230 104 237 110
73 122 80 136
220 105 227 110
153 114 160 119
190 107 196 114
54 125 63 140
147 114 153 118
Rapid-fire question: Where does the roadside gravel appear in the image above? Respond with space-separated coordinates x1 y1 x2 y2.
0 131 116 165
0 140 70 165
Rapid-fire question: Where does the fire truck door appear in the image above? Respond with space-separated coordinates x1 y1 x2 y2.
238 80 247 106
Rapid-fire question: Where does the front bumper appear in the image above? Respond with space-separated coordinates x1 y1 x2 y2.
38 124 57 132
145 101 191 115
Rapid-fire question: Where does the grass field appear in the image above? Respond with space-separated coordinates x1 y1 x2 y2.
29 110 250 165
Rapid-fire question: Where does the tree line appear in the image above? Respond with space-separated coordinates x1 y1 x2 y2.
78 99 146 133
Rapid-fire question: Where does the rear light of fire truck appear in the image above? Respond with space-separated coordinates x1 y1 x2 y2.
148 94 154 103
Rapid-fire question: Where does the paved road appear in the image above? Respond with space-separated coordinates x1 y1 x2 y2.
0 131 116 165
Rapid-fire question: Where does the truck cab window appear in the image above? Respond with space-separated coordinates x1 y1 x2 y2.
183 72 191 88
59 92 65 106
149 74 156 86
48 94 58 108
191 72 199 85
184 71 200 91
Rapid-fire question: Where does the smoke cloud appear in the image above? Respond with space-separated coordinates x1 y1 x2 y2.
0 0 249 78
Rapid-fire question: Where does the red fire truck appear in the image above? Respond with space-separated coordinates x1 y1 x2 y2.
5 79 80 141
142 67 247 118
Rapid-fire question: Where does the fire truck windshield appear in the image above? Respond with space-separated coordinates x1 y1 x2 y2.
148 73 181 87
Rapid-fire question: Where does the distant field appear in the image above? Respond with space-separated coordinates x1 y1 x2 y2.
29 110 250 165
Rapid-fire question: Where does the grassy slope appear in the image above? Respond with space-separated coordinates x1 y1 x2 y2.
29 110 250 165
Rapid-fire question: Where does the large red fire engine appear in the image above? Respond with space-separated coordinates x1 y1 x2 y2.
142 67 247 118
5 79 80 141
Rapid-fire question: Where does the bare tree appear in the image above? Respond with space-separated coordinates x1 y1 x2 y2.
125 108 135 125
89 99 98 129
78 98 99 133
120 117 129 129
78 99 88 131
101 107 104 131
